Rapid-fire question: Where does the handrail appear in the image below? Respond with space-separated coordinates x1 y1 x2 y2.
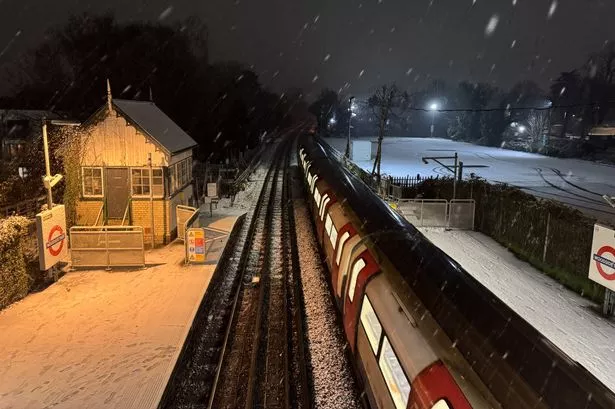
121 199 131 226
94 202 105 226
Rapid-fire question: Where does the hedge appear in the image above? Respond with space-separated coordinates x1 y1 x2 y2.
0 216 33 309
408 178 608 304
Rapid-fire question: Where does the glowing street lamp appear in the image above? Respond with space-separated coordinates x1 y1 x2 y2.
429 102 440 138
518 125 526 133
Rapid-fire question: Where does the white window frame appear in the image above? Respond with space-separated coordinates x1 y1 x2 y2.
131 167 164 198
319 194 330 219
82 167 104 198
360 296 382 354
314 188 321 207
329 224 338 249
336 231 351 265
379 336 411 409
324 213 333 236
310 175 319 193
348 258 366 302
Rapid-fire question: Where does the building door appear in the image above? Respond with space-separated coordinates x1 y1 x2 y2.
105 168 130 219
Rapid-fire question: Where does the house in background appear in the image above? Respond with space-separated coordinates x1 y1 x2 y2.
75 86 197 245
0 110 59 176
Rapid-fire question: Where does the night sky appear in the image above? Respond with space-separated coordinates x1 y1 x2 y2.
1 0 615 98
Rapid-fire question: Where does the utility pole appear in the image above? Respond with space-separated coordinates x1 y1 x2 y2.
421 153 488 200
345 96 355 159
41 119 81 209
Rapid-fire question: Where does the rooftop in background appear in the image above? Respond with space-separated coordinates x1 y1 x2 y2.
0 109 59 122
113 99 197 154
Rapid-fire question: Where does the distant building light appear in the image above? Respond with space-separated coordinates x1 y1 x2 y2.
518 125 526 133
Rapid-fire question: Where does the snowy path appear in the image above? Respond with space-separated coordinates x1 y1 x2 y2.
326 137 615 222
420 228 615 393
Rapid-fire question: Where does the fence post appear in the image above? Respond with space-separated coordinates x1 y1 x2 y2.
420 200 424 227
105 228 111 271
542 211 551 263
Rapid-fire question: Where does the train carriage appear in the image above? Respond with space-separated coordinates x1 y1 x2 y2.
297 135 615 409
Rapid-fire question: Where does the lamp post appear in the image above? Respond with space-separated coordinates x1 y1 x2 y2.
429 102 439 138
345 96 355 159
41 119 81 209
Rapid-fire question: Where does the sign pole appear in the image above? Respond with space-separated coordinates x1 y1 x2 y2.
42 121 53 209
604 289 615 316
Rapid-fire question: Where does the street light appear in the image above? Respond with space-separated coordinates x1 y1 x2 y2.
518 125 526 133
345 96 355 159
429 102 439 138
41 119 81 209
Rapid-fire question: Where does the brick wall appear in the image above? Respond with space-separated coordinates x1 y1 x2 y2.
131 199 168 246
76 200 104 225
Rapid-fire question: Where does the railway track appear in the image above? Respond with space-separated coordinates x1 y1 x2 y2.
209 136 310 409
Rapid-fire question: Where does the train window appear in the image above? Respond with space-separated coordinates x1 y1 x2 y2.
379 336 411 409
431 401 451 409
336 232 350 265
319 194 329 218
320 197 330 220
329 225 338 249
359 296 382 353
310 175 319 193
314 188 321 207
348 258 366 302
325 214 333 237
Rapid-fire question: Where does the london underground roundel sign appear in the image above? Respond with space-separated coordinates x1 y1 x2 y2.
46 225 66 257
588 225 615 292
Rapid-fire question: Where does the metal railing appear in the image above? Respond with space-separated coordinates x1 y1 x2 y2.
1 196 46 218
70 226 145 269
395 199 476 230
448 199 476 230
94 202 105 226
397 199 449 227
177 205 198 241
121 199 131 226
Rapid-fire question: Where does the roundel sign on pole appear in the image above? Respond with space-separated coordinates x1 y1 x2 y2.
588 224 615 292
36 205 68 271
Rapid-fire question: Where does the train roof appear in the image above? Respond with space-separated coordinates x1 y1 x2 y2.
299 135 615 409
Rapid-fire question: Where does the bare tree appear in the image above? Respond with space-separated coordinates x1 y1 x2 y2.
368 84 408 188
526 110 549 152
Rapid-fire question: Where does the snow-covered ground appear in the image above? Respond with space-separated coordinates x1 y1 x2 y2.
326 137 615 221
0 216 238 409
294 199 361 409
420 227 615 394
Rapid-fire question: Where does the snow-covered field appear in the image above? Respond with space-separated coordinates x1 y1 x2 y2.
420 227 615 394
326 137 615 221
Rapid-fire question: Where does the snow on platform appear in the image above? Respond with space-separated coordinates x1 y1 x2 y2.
325 137 615 222
0 214 239 409
419 227 615 393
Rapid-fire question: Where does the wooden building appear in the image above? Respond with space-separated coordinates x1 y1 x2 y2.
75 87 197 245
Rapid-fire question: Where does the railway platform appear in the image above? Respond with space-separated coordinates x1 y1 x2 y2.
0 212 240 409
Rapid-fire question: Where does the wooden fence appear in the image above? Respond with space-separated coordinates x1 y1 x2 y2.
1 196 46 218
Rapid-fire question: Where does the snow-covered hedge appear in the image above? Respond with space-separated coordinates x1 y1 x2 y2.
0 216 32 309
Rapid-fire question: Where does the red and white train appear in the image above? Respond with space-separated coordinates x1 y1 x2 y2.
298 136 615 409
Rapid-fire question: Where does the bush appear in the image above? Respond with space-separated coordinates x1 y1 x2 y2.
0 216 33 309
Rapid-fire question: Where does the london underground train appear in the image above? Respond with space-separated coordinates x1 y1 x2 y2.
297 135 615 409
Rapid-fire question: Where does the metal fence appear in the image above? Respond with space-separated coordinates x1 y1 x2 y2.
177 205 198 242
394 199 476 229
448 199 476 230
70 226 145 269
397 199 448 227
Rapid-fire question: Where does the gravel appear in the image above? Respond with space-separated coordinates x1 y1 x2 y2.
293 199 362 409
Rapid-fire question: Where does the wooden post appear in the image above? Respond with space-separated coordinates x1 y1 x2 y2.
542 212 551 263
604 289 615 316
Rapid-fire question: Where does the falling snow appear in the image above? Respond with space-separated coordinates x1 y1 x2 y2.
548 1 558 19
158 6 173 21
323 54 331 62
485 15 499 37
406 67 414 75
511 39 517 48
358 69 365 78
312 75 319 83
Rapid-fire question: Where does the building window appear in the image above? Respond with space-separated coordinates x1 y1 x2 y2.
172 158 192 192
82 167 103 197
379 336 411 409
131 168 164 197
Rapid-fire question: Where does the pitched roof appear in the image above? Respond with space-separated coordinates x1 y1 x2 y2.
112 99 197 154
